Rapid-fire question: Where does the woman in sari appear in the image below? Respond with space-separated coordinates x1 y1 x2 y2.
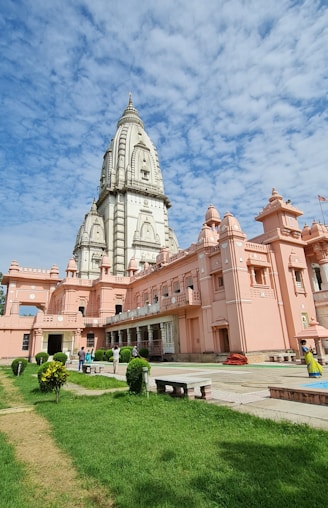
301 339 323 377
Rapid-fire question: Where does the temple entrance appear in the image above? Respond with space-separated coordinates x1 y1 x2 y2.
48 334 63 355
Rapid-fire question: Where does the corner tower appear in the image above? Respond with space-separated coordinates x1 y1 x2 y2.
74 95 179 277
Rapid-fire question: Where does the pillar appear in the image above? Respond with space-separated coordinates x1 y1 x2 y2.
319 259 328 290
136 326 142 348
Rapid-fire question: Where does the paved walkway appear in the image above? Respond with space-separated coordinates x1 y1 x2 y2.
72 361 328 430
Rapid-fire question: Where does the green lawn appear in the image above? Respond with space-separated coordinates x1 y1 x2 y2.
2 364 328 507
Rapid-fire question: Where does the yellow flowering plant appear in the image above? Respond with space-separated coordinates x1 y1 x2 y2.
41 361 69 403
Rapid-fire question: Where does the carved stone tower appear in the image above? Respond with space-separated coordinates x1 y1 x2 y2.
74 95 178 277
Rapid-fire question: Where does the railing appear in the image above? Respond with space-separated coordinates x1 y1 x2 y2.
107 303 160 324
106 290 201 325
83 317 108 327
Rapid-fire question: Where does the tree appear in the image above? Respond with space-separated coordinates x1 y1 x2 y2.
40 361 69 403
0 273 5 315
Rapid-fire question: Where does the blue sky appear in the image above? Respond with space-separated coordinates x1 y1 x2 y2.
1 0 327 277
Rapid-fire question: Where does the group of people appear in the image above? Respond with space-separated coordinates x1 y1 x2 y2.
78 345 140 373
77 347 95 371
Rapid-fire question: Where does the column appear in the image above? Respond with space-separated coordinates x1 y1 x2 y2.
127 328 132 346
319 259 328 290
148 324 153 354
118 330 123 346
314 339 325 365
136 326 142 349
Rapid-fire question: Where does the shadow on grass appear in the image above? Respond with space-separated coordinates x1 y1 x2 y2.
193 438 328 507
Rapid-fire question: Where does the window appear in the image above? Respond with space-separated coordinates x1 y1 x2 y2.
249 266 267 286
185 276 194 290
214 272 224 291
254 268 265 285
87 333 95 348
78 306 85 316
173 281 180 293
22 334 30 351
162 285 169 297
295 270 303 288
293 269 305 293
115 304 122 315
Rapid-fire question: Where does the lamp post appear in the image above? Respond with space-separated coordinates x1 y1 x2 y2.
142 367 149 399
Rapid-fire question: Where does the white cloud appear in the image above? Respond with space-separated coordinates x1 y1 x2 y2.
1 0 327 276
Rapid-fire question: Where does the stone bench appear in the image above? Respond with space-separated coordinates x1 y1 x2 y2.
269 353 296 363
82 364 104 374
155 375 212 400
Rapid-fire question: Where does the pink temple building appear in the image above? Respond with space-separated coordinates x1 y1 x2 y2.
1 98 328 362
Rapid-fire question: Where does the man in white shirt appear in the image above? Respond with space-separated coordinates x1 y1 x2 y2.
112 345 120 374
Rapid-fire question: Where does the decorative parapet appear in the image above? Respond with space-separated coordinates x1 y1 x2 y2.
33 312 84 329
106 290 201 325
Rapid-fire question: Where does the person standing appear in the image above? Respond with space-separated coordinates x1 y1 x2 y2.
91 348 95 362
301 339 323 377
85 350 91 363
132 345 139 358
78 346 86 371
113 345 120 374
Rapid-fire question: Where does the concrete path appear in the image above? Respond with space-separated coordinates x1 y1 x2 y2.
79 361 328 430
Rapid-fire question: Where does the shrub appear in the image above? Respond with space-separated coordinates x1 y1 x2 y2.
139 347 149 359
94 349 105 361
11 358 28 376
126 358 151 394
40 361 69 403
35 352 49 365
53 352 68 365
104 349 113 362
120 347 131 363
38 362 53 392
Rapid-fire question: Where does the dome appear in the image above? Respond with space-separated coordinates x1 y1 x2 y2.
310 221 325 236
127 257 138 272
100 254 111 268
205 204 220 227
269 187 283 203
220 212 242 233
301 224 311 239
198 224 218 245
9 260 20 273
66 257 77 272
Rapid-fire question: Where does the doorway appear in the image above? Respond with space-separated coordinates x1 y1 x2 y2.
48 334 63 355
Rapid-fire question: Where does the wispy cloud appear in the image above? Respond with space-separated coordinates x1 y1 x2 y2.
1 0 327 275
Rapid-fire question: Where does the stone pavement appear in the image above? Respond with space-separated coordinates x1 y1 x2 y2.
97 361 328 430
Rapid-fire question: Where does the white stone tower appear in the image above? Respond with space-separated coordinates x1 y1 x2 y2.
74 95 179 277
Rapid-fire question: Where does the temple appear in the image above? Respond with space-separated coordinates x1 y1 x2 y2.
1 98 328 362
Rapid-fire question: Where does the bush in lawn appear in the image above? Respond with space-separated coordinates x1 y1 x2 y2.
38 362 54 392
139 347 149 359
41 361 69 403
53 352 68 365
104 349 113 362
126 358 151 394
11 358 28 376
120 347 131 363
35 352 49 365
94 349 105 361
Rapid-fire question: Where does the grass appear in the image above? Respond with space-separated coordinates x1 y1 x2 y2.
67 370 127 389
2 364 328 507
0 380 8 409
0 433 34 508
